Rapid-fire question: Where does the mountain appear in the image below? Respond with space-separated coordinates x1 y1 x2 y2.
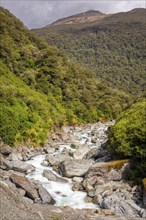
47 10 108 27
32 8 146 95
0 7 131 146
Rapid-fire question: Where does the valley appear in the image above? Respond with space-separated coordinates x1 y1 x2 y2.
0 5 145 220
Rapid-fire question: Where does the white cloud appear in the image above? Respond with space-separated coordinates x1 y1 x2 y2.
1 0 145 29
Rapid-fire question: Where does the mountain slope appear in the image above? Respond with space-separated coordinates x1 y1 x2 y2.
33 8 146 95
47 10 107 27
0 7 131 146
108 98 146 181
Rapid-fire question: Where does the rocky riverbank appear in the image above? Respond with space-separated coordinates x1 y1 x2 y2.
0 121 146 219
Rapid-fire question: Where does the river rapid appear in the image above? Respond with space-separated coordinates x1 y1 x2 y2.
26 121 115 209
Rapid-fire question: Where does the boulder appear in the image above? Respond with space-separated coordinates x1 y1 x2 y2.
9 152 23 161
0 142 12 155
43 146 55 154
106 169 122 181
23 197 34 204
86 160 128 181
84 147 100 159
45 154 71 166
93 194 102 205
72 177 83 183
72 183 83 191
0 153 5 166
43 170 68 183
95 183 112 196
83 176 105 190
88 189 95 198
73 145 90 159
101 194 142 217
59 159 93 177
10 174 39 200
3 160 35 173
38 186 55 204
41 160 49 167
18 188 26 196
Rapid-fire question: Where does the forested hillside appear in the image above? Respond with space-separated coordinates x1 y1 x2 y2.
108 99 146 181
0 7 131 146
33 8 146 95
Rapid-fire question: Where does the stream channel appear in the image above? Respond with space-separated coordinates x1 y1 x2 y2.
26 121 115 209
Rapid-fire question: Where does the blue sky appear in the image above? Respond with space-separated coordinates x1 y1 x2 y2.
1 0 145 29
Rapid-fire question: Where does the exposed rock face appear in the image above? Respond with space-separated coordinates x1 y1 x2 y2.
73 145 90 159
45 154 71 166
10 174 39 200
59 159 93 177
43 170 68 183
38 186 55 204
3 160 35 173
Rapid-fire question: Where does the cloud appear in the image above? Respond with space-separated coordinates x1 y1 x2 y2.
1 0 145 29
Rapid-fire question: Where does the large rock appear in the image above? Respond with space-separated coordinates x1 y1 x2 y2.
45 154 71 166
43 146 55 154
10 174 39 200
0 142 12 155
101 194 142 217
95 183 112 195
72 182 83 191
82 176 105 191
0 153 5 166
3 160 35 173
84 147 100 159
43 170 68 183
73 145 90 159
38 186 55 204
86 160 128 181
59 159 93 177
9 152 23 161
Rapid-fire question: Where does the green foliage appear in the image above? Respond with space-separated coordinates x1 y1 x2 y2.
0 7 131 146
33 9 146 95
108 99 146 181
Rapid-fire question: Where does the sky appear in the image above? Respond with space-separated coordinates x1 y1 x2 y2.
1 0 145 29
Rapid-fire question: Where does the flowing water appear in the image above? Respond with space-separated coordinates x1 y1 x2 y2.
26 121 114 209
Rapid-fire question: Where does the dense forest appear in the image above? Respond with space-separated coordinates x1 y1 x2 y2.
0 7 131 147
108 99 146 181
33 8 146 95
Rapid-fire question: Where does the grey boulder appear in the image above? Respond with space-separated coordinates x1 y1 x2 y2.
59 159 93 177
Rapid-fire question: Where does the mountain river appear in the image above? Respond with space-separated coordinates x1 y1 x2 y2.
26 121 115 209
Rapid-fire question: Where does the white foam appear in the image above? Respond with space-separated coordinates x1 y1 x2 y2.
26 155 98 209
